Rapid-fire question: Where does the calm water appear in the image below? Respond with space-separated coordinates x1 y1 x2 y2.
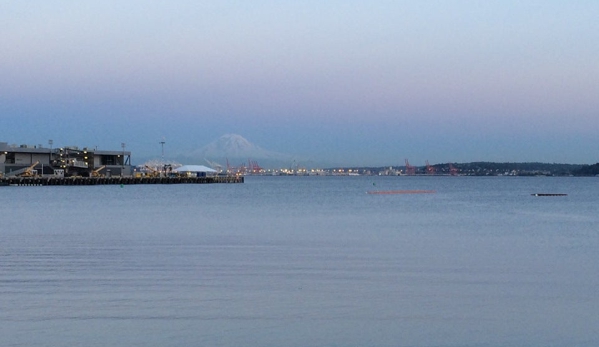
1 176 598 347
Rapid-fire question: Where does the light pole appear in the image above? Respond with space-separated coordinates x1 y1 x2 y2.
48 139 53 164
159 137 165 161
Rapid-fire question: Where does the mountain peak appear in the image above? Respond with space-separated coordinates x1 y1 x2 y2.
186 134 293 165
215 134 254 152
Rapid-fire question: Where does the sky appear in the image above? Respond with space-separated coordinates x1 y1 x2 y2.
1 1 598 167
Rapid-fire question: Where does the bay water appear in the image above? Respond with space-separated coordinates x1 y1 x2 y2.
1 176 598 346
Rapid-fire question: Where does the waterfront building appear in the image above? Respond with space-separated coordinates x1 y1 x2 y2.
0 142 132 177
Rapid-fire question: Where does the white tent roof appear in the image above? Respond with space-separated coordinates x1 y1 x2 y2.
174 165 217 173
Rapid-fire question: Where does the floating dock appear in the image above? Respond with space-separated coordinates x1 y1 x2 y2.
0 176 243 187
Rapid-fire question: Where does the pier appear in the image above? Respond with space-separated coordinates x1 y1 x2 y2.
0 175 243 187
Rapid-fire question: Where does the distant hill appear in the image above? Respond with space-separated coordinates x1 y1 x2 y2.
572 163 599 176
333 162 585 176
445 162 583 176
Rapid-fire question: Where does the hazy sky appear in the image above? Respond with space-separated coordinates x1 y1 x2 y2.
2 1 598 166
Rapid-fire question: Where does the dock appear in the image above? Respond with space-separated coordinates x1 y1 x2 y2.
0 175 243 187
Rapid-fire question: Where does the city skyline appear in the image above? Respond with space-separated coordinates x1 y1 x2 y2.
2 1 598 166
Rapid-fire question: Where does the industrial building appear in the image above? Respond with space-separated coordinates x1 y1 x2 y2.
0 142 132 178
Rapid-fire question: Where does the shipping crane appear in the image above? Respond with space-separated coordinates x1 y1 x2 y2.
225 158 245 176
248 159 263 174
425 160 436 175
404 159 416 175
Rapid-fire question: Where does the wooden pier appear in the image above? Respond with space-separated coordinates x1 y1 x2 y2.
0 175 243 187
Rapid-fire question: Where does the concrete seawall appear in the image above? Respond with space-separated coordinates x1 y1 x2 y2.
0 176 244 186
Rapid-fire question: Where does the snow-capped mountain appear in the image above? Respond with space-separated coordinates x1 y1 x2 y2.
184 134 295 167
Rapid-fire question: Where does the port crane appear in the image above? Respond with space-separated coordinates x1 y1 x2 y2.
225 158 245 176
404 159 416 175
425 160 436 175
248 159 262 174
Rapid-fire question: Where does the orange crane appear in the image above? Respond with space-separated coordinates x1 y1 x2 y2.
225 158 245 176
404 159 416 175
248 159 263 174
425 160 436 175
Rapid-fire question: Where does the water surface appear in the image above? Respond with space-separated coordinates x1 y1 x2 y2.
1 176 598 346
